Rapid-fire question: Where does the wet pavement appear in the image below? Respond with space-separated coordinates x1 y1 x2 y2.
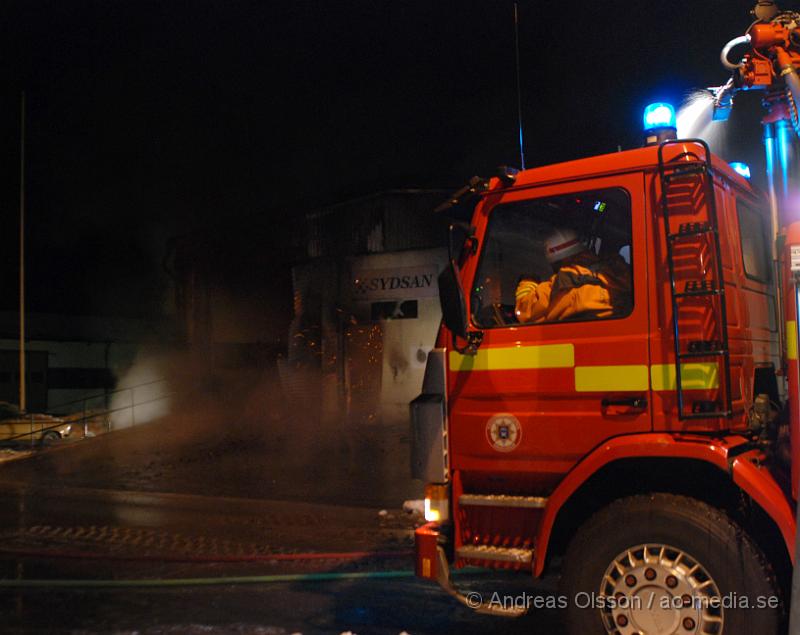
0 395 563 634
0 481 563 634
0 483 416 570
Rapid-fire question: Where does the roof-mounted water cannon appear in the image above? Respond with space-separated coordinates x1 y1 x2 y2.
713 3 800 127
704 3 800 249
707 9 779 120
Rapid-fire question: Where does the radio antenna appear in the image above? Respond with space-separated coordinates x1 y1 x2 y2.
514 2 526 170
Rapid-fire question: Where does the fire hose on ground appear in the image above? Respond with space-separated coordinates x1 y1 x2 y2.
0 570 420 589
0 547 414 564
0 548 493 588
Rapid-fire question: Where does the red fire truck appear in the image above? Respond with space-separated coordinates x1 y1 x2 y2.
412 4 800 633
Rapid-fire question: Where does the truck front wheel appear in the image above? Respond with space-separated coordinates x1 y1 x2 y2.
559 494 782 634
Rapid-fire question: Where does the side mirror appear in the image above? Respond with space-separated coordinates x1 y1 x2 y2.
438 260 468 340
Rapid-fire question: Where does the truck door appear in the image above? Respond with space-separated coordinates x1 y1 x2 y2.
449 174 650 485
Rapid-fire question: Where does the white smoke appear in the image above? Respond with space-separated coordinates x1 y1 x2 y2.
109 347 173 429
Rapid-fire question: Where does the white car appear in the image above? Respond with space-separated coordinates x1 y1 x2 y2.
0 402 72 446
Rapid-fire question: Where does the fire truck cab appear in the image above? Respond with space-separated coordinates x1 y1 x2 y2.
412 138 796 633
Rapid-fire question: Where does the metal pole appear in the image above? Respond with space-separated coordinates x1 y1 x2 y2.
764 121 787 362
764 122 780 260
776 118 797 219
18 91 26 413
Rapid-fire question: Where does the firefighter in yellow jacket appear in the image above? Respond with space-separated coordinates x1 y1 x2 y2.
515 228 631 324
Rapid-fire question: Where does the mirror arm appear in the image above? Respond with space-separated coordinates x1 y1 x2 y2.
434 176 489 214
452 330 484 356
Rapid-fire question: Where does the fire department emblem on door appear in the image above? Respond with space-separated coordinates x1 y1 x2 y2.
486 413 521 452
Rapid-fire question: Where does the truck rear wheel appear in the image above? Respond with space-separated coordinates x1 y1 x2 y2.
559 494 782 634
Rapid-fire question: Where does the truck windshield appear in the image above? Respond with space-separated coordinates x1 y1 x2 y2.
471 187 633 328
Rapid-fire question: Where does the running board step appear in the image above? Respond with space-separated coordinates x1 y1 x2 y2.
433 546 527 618
459 494 547 509
457 545 534 564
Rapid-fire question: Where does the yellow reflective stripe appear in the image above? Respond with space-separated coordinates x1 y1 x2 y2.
650 363 719 391
788 321 798 361
449 346 717 392
574 365 649 392
449 344 574 372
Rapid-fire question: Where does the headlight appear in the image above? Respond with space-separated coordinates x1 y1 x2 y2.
424 483 450 522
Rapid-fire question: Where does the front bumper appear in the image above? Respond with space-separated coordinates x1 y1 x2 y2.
414 521 526 617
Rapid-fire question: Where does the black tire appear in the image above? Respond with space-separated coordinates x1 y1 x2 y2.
559 494 782 634
40 431 60 447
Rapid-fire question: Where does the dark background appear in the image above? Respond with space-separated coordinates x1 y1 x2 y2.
0 0 769 321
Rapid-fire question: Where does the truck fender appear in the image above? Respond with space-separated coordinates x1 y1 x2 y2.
533 433 796 577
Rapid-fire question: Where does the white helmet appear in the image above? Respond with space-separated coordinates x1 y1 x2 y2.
544 228 585 264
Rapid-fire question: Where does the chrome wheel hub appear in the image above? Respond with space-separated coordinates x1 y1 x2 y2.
599 544 723 634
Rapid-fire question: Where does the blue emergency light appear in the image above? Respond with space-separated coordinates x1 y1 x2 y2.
643 103 677 132
729 162 751 179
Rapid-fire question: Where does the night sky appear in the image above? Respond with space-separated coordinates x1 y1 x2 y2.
0 0 769 320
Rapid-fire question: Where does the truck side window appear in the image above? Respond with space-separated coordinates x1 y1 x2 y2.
736 200 770 282
471 188 633 328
